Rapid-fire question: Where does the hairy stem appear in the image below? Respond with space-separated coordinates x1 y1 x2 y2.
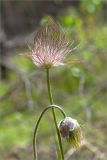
46 68 64 160
33 105 66 160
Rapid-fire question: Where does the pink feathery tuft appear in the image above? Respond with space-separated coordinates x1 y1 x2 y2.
28 16 74 69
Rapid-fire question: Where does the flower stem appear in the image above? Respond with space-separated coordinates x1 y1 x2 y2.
33 105 66 160
46 68 64 160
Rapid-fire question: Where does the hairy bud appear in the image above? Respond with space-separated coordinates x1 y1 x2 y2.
59 117 82 148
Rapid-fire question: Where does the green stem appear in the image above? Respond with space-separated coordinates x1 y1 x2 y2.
33 105 66 160
46 68 64 160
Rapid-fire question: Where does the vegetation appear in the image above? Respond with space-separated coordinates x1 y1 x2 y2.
0 1 107 160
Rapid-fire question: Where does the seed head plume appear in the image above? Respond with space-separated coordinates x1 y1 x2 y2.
28 16 74 69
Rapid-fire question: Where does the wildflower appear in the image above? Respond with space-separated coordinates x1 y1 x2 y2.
28 16 74 69
59 117 82 148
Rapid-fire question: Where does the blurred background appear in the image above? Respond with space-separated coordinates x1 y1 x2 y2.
0 0 107 160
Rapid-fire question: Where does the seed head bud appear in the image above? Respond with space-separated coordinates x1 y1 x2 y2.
59 117 82 148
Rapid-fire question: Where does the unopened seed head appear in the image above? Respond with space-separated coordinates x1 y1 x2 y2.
59 117 82 148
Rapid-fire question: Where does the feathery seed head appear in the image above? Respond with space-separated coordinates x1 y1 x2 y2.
28 16 74 69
